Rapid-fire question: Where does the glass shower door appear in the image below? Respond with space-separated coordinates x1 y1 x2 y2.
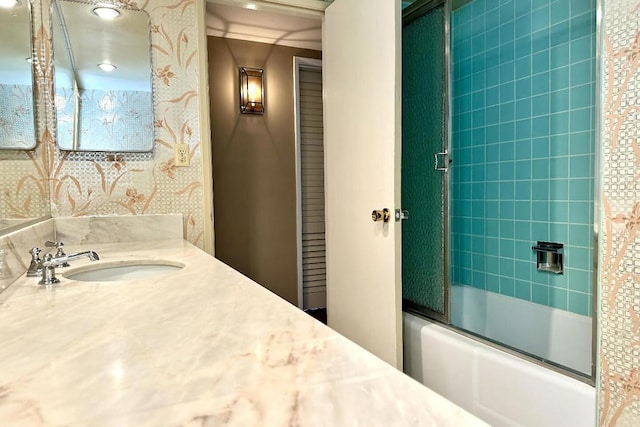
402 0 449 321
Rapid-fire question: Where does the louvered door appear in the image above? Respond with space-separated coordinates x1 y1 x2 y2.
299 67 326 310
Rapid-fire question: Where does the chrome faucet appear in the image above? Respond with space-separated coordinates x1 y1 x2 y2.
27 247 43 277
39 251 100 286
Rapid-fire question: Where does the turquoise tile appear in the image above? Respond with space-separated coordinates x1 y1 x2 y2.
532 50 550 74
532 284 549 305
532 201 549 221
500 122 515 141
532 29 550 53
549 222 568 242
499 0 515 22
500 248 515 269
568 291 590 316
550 88 570 112
515 119 532 139
500 101 516 122
500 21 515 44
515 14 532 39
570 84 591 109
515 79 532 102
473 110 486 127
549 287 568 310
515 201 531 221
515 241 532 260
472 162 485 180
515 219 531 239
549 201 569 222
486 219 499 236
571 0 593 17
500 61 516 83
551 0 570 24
472 271 487 289
569 201 591 224
550 20 571 46
571 36 592 63
472 235 485 253
532 116 550 137
486 181 499 198
550 42 570 68
567 247 591 271
550 66 570 90
500 277 516 297
486 238 500 257
472 218 486 235
500 181 515 200
501 218 515 238
515 260 531 280
473 53 486 74
500 82 515 102
515 34 532 59
514 0 531 16
499 200 515 219
486 105 500 124
460 268 473 286
550 135 569 156
472 128 485 146
532 136 550 158
515 97 532 119
485 125 500 144
531 6 550 33
568 267 591 293
515 161 532 180
486 85 500 104
500 141 515 161
569 224 591 247
531 179 550 200
570 131 593 155
472 33 486 52
486 48 501 70
550 112 570 134
532 72 550 95
473 90 486 110
531 221 549 239
569 108 591 132
531 158 550 180
515 280 532 301
472 198 485 215
568 178 591 200
472 14 486 34
486 27 500 50
569 154 591 178
473 0 486 17
500 163 515 181
532 93 550 115
515 138 532 159
532 266 549 284
487 201 499 218
515 57 532 79
571 12 592 40
570 60 593 86
486 274 500 293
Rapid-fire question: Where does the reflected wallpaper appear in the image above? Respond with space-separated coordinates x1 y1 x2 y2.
0 84 35 149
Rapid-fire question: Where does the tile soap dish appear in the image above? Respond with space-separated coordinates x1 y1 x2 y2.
532 241 564 274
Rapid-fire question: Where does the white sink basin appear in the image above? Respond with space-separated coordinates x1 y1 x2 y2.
62 260 185 282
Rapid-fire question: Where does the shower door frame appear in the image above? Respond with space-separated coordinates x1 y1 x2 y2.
402 0 601 385
401 0 452 324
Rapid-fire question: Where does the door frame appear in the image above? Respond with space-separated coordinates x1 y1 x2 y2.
293 56 323 309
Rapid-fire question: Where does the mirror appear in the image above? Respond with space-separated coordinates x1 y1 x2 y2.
52 0 154 152
0 0 36 150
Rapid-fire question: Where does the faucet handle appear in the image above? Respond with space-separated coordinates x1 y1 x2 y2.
45 241 70 267
26 247 43 277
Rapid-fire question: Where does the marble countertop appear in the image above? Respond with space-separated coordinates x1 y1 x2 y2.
0 239 486 426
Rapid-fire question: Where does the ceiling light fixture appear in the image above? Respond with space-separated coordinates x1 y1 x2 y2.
98 63 117 72
0 0 18 8
92 6 120 19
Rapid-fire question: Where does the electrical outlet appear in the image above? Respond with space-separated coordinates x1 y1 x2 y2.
175 143 189 167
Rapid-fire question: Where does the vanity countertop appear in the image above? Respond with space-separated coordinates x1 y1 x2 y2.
0 239 486 426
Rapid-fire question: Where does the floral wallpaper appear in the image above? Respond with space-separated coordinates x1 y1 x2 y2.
0 0 208 247
599 0 640 425
55 88 154 151
0 84 36 149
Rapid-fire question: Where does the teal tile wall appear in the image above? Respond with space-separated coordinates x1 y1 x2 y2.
451 0 596 316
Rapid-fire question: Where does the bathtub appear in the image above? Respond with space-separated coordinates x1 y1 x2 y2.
403 286 596 427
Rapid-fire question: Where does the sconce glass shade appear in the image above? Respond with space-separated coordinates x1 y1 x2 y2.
240 67 264 114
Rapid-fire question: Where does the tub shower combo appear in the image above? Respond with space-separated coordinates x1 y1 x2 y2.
400 0 598 425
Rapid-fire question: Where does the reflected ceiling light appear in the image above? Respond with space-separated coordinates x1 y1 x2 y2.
245 3 257 10
0 0 18 8
25 57 33 63
93 7 120 19
98 63 117 72
240 67 264 114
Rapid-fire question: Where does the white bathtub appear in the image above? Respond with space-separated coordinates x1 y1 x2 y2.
403 286 596 427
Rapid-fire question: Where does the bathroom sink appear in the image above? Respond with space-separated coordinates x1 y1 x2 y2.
62 260 185 282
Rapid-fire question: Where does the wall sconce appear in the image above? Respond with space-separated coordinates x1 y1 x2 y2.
239 67 264 114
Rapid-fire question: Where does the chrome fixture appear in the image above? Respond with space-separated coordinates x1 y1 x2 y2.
39 250 100 286
395 209 409 222
434 149 450 172
372 208 391 222
26 247 43 277
532 241 564 275
45 240 70 267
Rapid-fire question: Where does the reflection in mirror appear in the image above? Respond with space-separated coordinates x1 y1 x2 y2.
52 0 154 152
0 0 36 150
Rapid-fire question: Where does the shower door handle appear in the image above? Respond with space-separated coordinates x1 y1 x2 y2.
434 150 449 172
